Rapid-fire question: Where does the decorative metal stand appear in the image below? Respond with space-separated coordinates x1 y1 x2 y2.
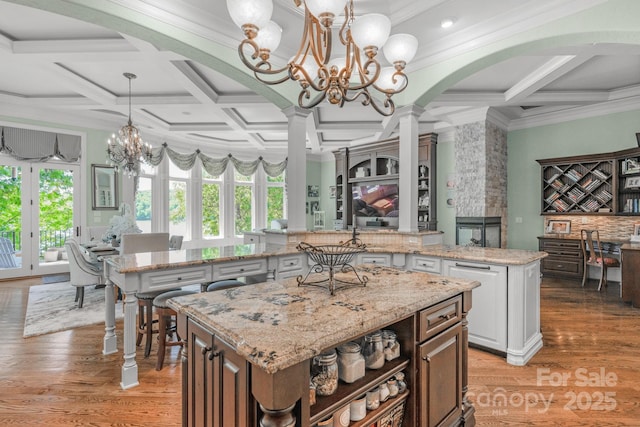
296 241 369 295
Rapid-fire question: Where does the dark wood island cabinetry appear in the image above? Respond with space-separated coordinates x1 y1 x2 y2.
171 266 479 427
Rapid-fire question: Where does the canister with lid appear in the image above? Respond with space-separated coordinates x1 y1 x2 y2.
362 331 385 369
337 341 365 383
311 349 338 396
382 329 400 361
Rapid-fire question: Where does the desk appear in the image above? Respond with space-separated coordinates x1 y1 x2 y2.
102 243 308 389
621 243 640 306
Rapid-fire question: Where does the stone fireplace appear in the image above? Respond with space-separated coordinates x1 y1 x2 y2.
456 217 502 247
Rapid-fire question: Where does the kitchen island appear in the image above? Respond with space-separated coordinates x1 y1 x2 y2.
169 265 480 427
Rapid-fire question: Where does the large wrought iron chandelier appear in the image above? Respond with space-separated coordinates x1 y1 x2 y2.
107 72 152 177
227 0 418 116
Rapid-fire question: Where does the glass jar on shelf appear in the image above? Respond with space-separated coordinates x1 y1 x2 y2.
387 378 399 398
382 329 400 361
337 341 365 383
395 371 407 394
362 331 385 369
311 349 338 396
378 382 390 402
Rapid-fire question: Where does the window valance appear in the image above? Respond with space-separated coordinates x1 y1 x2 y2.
148 143 287 177
0 126 81 162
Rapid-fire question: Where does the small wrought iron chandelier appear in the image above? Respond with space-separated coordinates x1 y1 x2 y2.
227 0 418 116
107 72 152 177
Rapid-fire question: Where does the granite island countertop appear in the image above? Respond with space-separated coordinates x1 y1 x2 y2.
105 242 546 274
168 265 479 375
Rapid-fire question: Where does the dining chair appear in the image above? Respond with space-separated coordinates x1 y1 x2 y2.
64 238 103 308
169 235 183 250
579 229 620 291
120 232 169 254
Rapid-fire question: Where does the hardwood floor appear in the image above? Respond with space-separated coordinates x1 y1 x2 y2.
1 275 639 425
468 277 640 426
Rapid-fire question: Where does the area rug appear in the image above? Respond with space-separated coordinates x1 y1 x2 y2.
23 282 123 338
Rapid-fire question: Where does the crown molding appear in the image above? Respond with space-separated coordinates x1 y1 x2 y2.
508 96 640 131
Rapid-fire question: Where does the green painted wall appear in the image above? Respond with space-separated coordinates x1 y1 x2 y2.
435 137 457 246
507 109 640 250
320 159 337 229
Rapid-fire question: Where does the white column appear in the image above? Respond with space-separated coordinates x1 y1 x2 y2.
397 105 424 232
283 106 311 232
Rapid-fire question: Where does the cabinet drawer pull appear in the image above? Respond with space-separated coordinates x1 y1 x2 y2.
422 356 431 362
201 346 212 355
439 313 455 320
208 351 220 360
454 263 490 270
177 277 182 281
240 268 245 272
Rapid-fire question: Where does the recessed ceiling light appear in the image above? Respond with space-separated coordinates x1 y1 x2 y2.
441 17 455 29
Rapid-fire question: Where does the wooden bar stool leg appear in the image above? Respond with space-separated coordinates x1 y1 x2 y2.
156 308 169 371
136 300 145 347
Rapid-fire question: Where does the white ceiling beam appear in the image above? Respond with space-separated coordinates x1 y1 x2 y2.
11 38 134 54
504 55 594 103
220 107 266 150
522 91 609 104
48 63 117 105
0 32 12 52
315 122 384 131
431 92 507 107
373 113 400 141
166 123 233 132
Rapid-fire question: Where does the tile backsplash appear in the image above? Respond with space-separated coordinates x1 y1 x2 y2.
543 215 638 240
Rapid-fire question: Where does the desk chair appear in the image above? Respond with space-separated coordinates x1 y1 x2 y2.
65 238 103 308
580 229 620 291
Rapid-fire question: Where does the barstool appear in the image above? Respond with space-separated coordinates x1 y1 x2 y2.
152 289 198 370
136 289 179 358
206 279 245 292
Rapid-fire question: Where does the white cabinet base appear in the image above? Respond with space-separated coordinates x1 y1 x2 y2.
443 259 543 366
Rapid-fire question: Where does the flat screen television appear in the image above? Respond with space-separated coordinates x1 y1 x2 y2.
352 183 399 218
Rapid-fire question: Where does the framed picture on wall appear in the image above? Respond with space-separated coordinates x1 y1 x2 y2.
308 185 319 197
546 219 571 234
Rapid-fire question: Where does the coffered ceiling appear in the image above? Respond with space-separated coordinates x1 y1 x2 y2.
1 0 638 159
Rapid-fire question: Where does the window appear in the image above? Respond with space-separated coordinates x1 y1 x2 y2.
169 162 188 238
135 163 155 233
202 168 222 238
234 170 254 235
266 172 286 225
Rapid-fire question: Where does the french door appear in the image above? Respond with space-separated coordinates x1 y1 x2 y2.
0 159 80 279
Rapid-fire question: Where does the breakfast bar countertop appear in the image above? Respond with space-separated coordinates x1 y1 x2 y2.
104 242 547 274
168 265 480 374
